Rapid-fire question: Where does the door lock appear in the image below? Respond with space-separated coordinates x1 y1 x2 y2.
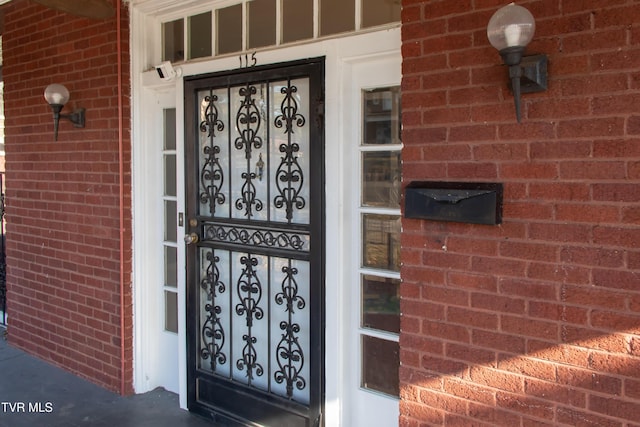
184 233 199 245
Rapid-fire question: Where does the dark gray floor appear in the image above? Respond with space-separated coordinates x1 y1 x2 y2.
0 329 214 427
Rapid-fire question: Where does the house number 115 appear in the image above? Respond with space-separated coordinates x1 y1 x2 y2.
239 52 257 68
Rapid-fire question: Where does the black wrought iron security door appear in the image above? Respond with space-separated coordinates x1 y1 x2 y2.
185 59 324 427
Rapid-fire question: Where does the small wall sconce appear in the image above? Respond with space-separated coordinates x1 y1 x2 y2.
487 3 547 122
44 84 86 141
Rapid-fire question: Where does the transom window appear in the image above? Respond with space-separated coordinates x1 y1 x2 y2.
162 0 401 62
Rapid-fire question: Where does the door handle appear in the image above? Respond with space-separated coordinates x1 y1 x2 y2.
184 233 199 245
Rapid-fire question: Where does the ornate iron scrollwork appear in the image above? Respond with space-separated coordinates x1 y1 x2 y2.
274 82 307 221
193 74 316 406
200 94 225 137
235 255 265 382
203 223 308 252
236 171 263 218
274 262 307 398
199 93 226 214
234 84 263 157
234 84 264 218
275 85 305 134
200 250 227 370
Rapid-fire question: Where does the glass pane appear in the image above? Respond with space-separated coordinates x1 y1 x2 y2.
362 275 400 333
164 154 176 197
163 108 176 150
283 0 313 43
362 335 399 396
163 19 184 62
217 4 243 55
362 214 400 271
164 200 177 242
320 0 354 36
248 0 276 49
363 87 401 145
362 0 401 28
189 12 212 59
165 291 178 333
164 246 177 288
362 151 401 208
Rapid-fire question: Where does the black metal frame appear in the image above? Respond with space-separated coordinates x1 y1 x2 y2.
185 58 325 427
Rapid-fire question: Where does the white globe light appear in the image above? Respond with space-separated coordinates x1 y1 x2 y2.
487 3 536 51
44 84 70 106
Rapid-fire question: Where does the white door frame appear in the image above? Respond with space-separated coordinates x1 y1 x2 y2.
342 52 402 427
130 5 400 422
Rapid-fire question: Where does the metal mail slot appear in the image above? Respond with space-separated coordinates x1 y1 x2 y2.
404 182 503 225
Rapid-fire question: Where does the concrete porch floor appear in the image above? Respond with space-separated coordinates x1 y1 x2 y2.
0 329 214 427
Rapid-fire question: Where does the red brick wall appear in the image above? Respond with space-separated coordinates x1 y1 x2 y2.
401 0 640 425
3 0 132 394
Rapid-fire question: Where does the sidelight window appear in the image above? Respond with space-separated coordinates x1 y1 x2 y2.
163 108 178 333
358 87 401 397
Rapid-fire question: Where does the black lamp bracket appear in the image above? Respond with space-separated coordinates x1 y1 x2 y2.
500 49 547 93
50 104 86 141
61 108 86 128
498 48 547 122
517 54 547 93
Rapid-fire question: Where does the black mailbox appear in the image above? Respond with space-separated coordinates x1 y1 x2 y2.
404 182 503 225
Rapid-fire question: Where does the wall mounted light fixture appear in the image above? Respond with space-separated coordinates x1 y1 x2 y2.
44 84 86 141
487 3 547 122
